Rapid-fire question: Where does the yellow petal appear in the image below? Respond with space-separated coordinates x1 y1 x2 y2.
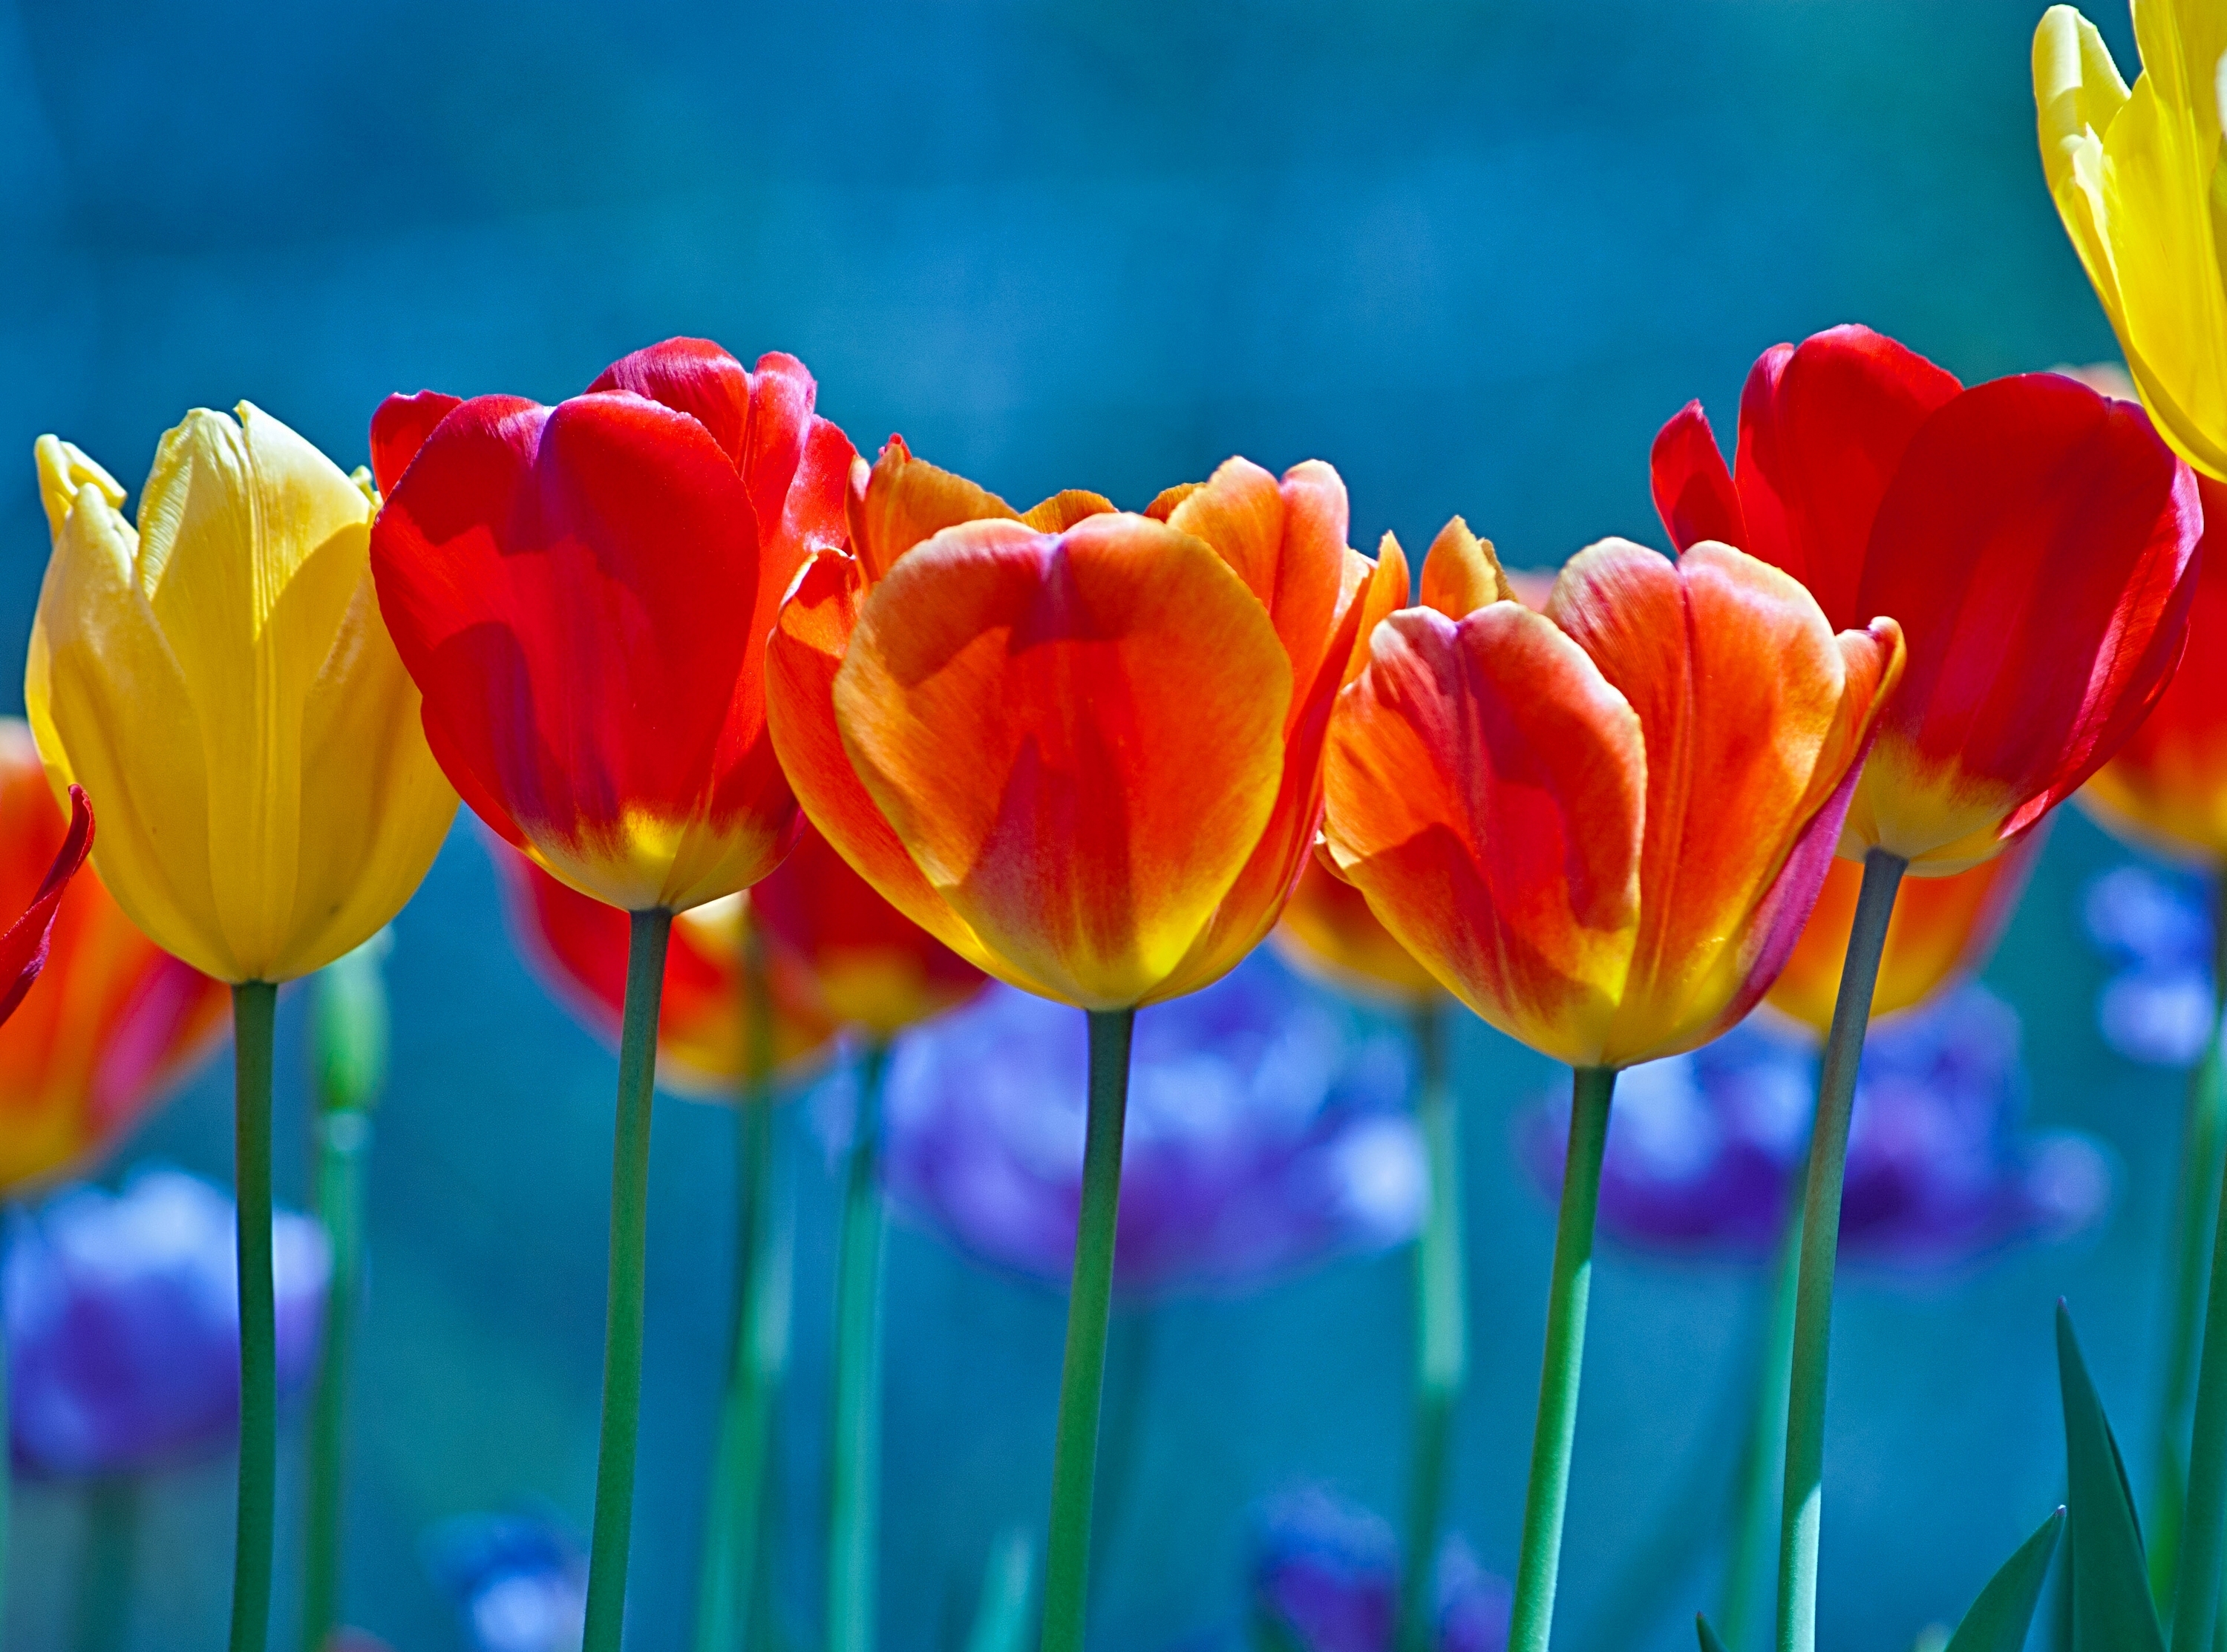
33 437 124 540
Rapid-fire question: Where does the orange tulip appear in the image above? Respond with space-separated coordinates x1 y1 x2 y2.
1322 528 1903 1071
748 824 984 1040
492 839 836 1096
1272 853 1440 1006
764 437 1406 1011
0 721 226 1190
1762 831 2040 1035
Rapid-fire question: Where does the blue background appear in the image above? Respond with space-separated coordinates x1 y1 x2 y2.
0 0 2186 1648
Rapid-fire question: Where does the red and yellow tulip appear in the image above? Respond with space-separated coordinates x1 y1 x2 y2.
1272 853 1442 1007
370 338 854 914
1652 324 2202 873
764 438 1404 1011
1321 528 1902 1071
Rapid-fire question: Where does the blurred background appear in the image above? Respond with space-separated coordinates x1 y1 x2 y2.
0 0 2177 1648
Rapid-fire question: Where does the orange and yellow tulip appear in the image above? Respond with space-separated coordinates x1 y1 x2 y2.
1272 853 1440 1006
1321 528 1903 1071
1762 832 2040 1035
0 722 226 1190
764 437 1404 1011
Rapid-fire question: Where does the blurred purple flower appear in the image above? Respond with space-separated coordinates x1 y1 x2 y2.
8 1168 328 1478
1249 1486 1509 1652
1521 986 2111 1268
425 1509 587 1652
869 952 1424 1297
2082 864 2219 1066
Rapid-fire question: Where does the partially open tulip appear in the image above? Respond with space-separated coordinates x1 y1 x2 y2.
749 823 986 1039
492 840 836 1095
0 722 225 1192
1763 832 2041 1035
369 338 854 914
2035 0 2227 482
28 413 457 984
1274 853 1442 1007
2081 471 2227 859
765 437 1404 1011
1322 529 1902 1072
1651 325 2200 873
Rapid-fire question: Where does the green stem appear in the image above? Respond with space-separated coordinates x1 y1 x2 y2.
827 1040 892 1652
2174 876 2227 1652
1399 1000 1466 1652
302 1101 370 1652
1039 1009 1137 1652
582 909 674 1652
1774 848 1906 1652
1505 1064 1617 1652
73 1479 137 1652
695 928 786 1652
1085 1307 1156 1603
2153 879 2227 1619
228 980 278 1652
1719 1204 1803 1652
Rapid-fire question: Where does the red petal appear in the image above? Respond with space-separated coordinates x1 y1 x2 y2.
589 337 755 468
369 391 463 496
1732 325 1961 627
0 785 91 1026
1648 401 1744 553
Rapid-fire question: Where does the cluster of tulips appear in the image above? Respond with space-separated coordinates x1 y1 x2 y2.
1 1 2226 1649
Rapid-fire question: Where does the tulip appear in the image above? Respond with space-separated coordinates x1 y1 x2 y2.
2034 0 2227 483
1275 853 1442 1009
1649 324 2200 1652
1249 1487 1511 1652
767 436 1404 1652
1322 522 1900 1652
29 404 457 1652
373 338 854 1651
0 722 222 1195
1762 833 2040 1036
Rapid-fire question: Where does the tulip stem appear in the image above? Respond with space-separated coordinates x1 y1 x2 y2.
1719 1200 1802 1652
1774 848 1905 1652
696 931 788 1652
1399 1000 1466 1652
583 909 674 1652
2173 874 2227 1652
2151 878 2227 1618
827 1039 892 1652
229 980 279 1652
73 1479 137 1652
1506 1063 1617 1652
1040 1008 1136 1652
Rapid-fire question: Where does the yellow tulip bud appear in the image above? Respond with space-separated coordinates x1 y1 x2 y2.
26 404 458 983
2035 0 2227 482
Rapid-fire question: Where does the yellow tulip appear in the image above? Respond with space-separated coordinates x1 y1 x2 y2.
2035 0 2227 481
27 405 458 984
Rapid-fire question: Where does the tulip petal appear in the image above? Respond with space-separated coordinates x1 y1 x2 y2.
833 514 1292 1009
1851 373 2201 865
1732 326 1961 627
1648 401 1746 553
0 784 91 1026
589 337 756 466
368 392 463 497
848 435 1024 583
1342 536 1410 683
765 551 1033 989
1021 491 1119 532
1546 538 1900 1063
1324 603 1644 1067
33 438 124 540
1416 517 1511 620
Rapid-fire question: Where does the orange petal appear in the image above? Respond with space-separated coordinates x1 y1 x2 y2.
1765 826 2041 1033
763 549 1026 987
1545 538 1903 1064
1272 849 1442 1003
1166 457 1352 729
1341 536 1411 684
846 434 1021 583
1323 603 1645 1066
1417 517 1513 618
832 513 1292 1009
1020 490 1118 531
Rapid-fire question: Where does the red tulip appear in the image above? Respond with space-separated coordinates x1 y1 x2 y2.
748 825 985 1040
369 338 856 913
492 838 836 1096
1652 324 2202 872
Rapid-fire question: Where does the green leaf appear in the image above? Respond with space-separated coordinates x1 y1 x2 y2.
2057 1302 2165 1652
1943 1507 2064 1652
1695 1613 1730 1652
